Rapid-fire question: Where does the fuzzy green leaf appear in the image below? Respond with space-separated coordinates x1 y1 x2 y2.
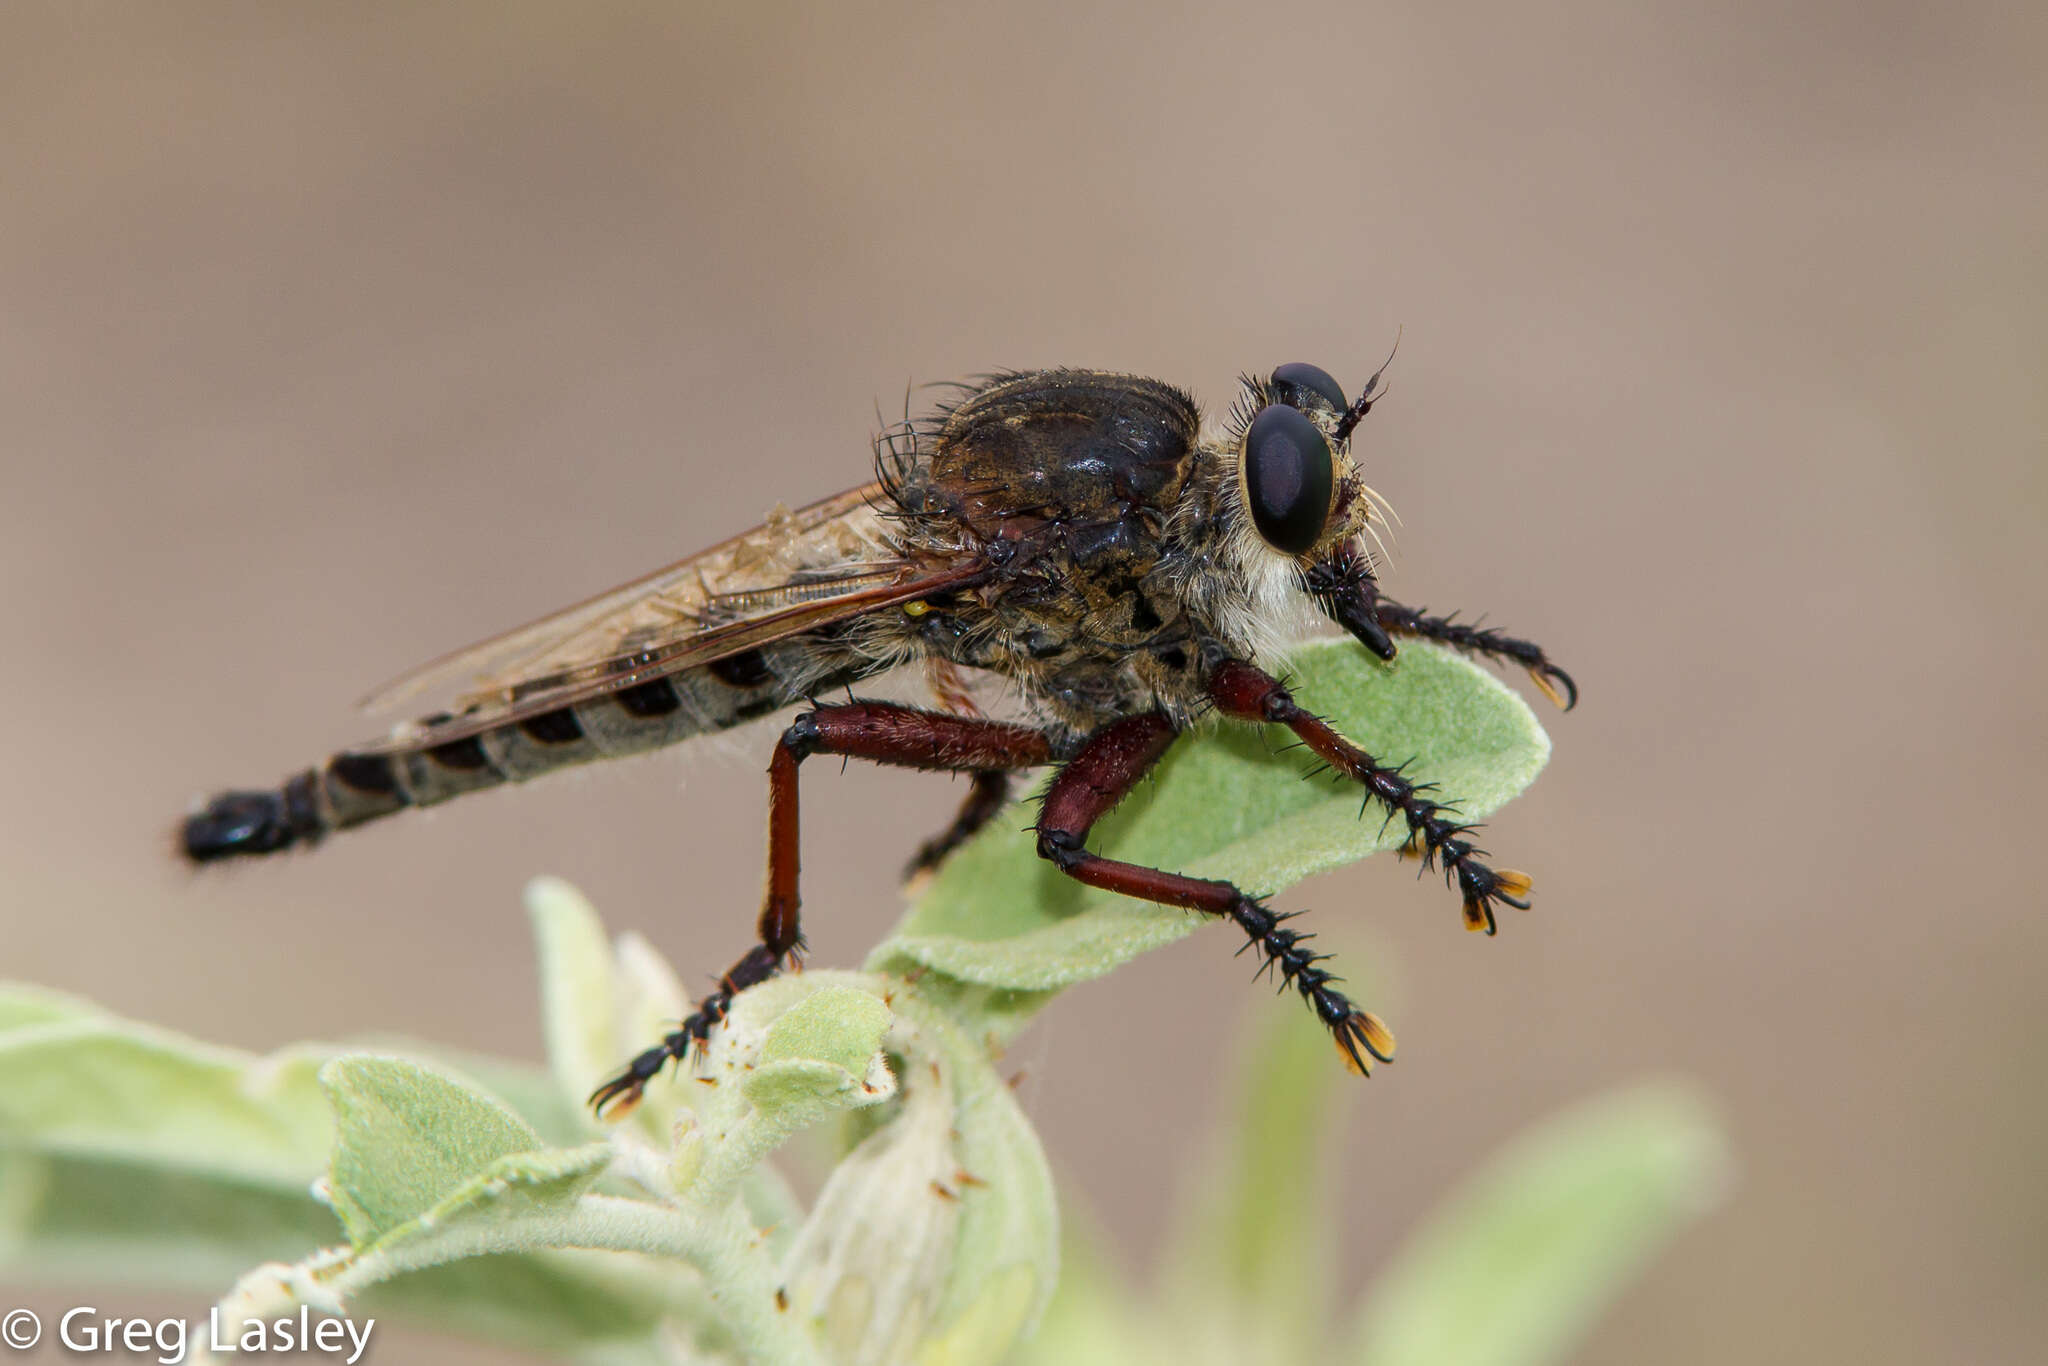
761 984 894 1074
0 1017 331 1188
529 875 625 1126
907 991 1059 1348
0 1000 676 1346
669 973 899 1212
0 1141 684 1366
320 1054 548 1247
1347 1082 1732 1366
0 982 106 1032
365 1044 596 1149
526 876 697 1149
357 1250 718 1366
778 986 1057 1366
872 640 1549 996
380 1144 614 1252
0 1149 340 1290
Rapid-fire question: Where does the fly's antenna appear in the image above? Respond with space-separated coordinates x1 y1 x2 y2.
1334 326 1402 443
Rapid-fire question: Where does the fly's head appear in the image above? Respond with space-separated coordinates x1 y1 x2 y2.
1212 352 1404 662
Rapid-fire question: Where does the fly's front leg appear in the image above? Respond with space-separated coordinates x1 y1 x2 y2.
1307 546 1577 709
1033 714 1396 1076
1374 598 1578 711
1207 659 1534 935
591 704 1055 1118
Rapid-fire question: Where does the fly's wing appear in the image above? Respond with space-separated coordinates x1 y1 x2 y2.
360 486 884 713
351 484 986 754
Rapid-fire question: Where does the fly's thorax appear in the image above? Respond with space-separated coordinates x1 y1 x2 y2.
920 370 1201 537
865 369 1211 729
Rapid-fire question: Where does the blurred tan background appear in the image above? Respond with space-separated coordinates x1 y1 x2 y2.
3 2 2043 1362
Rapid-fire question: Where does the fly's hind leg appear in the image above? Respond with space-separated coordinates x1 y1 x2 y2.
1207 659 1535 935
1032 714 1397 1076
904 770 1013 880
591 704 1055 1117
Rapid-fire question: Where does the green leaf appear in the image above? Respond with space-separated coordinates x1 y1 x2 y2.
0 1018 331 1188
0 1144 688 1366
363 1044 595 1150
903 989 1060 1362
529 875 625 1127
358 1249 715 1366
1347 1082 1732 1366
0 1004 674 1353
0 1149 340 1290
526 876 697 1149
0 982 106 1032
761 984 894 1074
918 1007 1057 1353
319 1054 548 1247
873 640 1549 999
774 984 1057 1366
674 973 899 1209
388 1144 614 1248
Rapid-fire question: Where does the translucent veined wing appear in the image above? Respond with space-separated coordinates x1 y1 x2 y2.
349 484 986 754
360 485 887 714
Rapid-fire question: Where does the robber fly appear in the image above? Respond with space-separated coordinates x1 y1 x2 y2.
183 357 1576 1116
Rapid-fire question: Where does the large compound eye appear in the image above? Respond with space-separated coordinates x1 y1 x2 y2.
1269 361 1348 414
1243 404 1335 555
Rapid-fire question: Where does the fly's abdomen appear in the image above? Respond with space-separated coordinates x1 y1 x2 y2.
180 644 865 862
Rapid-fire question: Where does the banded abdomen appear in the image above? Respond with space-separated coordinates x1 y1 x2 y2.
181 642 871 862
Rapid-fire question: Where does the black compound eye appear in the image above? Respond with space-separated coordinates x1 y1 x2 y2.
1269 361 1348 414
1243 404 1335 555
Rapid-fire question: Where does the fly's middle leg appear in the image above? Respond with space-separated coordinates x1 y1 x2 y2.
1032 713 1397 1077
590 704 1055 1118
